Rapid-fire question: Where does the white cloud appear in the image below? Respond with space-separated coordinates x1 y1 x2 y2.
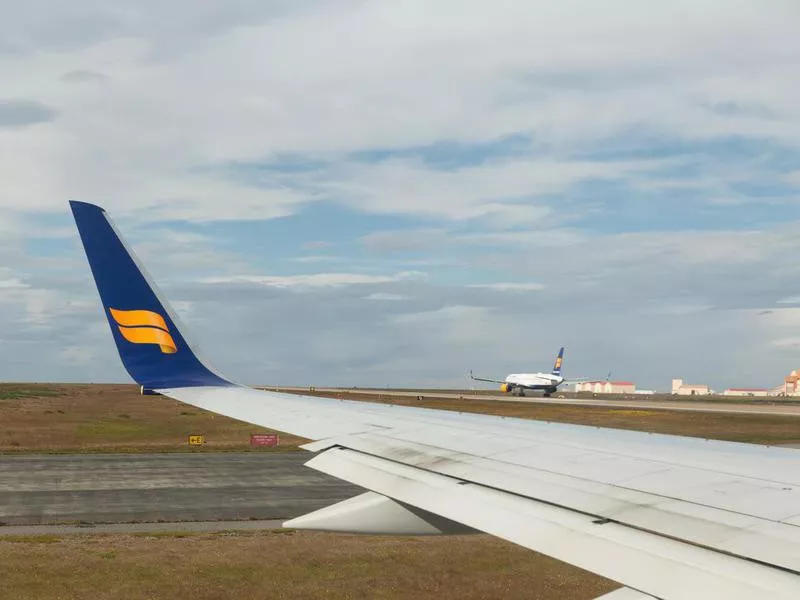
364 293 408 301
203 270 427 288
471 283 545 292
641 301 713 316
301 240 336 250
0 0 797 223
0 277 28 289
394 305 493 325
292 255 339 264
1 1 800 389
785 171 800 186
325 157 661 223
770 337 800 349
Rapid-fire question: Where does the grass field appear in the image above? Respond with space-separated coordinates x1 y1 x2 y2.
294 389 800 446
0 530 615 600
2 383 800 453
0 384 304 453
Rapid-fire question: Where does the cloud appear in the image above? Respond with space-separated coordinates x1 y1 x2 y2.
292 255 339 264
322 157 659 223
0 275 28 289
361 229 446 254
471 283 545 292
60 70 108 84
301 240 336 250
770 337 800 349
0 99 56 127
1 1 800 390
203 270 427 289
364 293 408 301
785 171 800 186
0 0 796 222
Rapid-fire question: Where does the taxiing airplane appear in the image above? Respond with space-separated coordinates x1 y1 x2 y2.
70 201 800 599
469 347 576 397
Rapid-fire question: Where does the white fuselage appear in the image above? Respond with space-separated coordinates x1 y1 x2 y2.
505 372 564 388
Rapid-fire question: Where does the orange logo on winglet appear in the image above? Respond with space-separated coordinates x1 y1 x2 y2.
109 308 177 354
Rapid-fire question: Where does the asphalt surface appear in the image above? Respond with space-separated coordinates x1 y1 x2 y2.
269 387 800 417
0 519 287 536
0 453 360 526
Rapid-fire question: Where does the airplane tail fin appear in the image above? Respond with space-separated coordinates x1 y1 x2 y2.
69 201 233 390
551 347 565 376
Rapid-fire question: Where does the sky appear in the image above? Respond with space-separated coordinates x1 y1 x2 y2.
2 1 800 391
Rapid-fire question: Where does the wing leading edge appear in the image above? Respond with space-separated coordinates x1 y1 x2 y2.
71 201 800 599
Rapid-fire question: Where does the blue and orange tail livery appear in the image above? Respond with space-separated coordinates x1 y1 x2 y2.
69 201 233 389
551 347 565 376
109 308 178 354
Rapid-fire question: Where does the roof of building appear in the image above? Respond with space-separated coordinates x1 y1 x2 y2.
611 382 635 386
678 384 709 389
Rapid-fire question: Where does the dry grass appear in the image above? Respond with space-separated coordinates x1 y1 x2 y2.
0 383 304 453
0 530 616 600
300 390 800 446
2 383 799 453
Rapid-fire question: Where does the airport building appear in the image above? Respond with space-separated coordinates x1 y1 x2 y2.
671 379 711 396
576 381 636 394
784 370 800 396
723 388 769 397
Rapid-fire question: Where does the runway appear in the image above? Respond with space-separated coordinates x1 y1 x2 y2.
0 452 360 526
0 519 286 536
271 387 800 417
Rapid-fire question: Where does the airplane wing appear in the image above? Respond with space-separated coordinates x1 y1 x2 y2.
71 201 800 600
468 370 508 385
469 371 551 389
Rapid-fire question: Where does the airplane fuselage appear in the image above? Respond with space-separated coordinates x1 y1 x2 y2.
470 346 567 397
501 372 564 395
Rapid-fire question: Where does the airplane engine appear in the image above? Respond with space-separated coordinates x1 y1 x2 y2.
500 383 514 393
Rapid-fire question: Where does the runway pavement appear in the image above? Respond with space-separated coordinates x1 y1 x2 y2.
0 519 287 536
0 452 360 526
269 387 800 417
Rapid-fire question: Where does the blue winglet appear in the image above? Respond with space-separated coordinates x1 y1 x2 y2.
70 201 233 389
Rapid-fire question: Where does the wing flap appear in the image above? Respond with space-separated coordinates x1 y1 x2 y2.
307 446 800 600
307 430 800 573
284 491 475 535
